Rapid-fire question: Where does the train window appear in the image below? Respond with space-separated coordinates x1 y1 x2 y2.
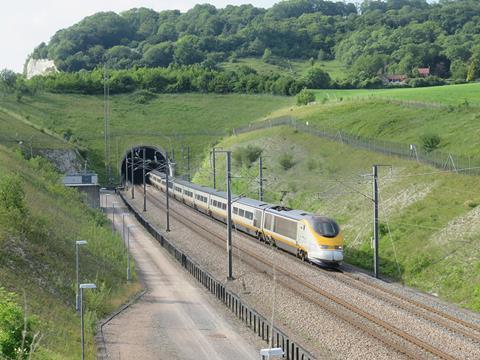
245 211 253 220
239 209 245 217
274 217 297 240
222 203 227 210
311 218 340 238
264 213 273 229
233 207 238 215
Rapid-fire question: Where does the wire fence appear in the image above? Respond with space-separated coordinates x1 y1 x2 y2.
233 116 480 176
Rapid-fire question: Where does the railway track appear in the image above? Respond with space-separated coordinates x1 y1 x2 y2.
130 186 470 359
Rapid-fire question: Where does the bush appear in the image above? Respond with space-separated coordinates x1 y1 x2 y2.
131 89 157 104
407 76 446 88
0 288 36 359
302 66 331 89
296 89 315 105
233 145 262 168
279 153 295 170
421 133 441 152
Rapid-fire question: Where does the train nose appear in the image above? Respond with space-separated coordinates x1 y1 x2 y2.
311 250 343 262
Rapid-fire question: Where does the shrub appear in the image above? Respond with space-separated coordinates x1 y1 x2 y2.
296 89 315 105
421 133 441 152
407 76 445 88
0 288 36 359
233 145 262 168
279 153 295 170
131 89 157 104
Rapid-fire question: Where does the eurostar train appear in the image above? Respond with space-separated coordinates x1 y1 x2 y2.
148 170 343 265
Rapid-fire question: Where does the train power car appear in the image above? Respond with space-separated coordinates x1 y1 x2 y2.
148 170 343 265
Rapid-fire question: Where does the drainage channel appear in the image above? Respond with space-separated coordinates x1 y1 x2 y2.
119 192 315 360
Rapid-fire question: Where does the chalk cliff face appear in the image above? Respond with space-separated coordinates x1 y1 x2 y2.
25 58 57 79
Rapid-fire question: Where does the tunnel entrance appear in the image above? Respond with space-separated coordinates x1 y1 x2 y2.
120 146 169 185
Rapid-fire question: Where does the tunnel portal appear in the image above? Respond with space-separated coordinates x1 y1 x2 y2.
121 146 169 185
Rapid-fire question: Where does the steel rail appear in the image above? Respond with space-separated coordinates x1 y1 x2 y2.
134 186 458 360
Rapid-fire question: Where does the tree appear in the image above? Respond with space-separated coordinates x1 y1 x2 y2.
296 88 315 105
142 42 174 67
466 57 480 82
0 69 17 93
303 66 331 89
262 48 272 63
173 35 204 65
450 60 467 80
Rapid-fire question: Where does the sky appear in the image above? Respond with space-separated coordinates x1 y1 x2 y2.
0 0 278 73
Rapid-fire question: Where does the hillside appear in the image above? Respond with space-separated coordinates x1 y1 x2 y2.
0 142 138 358
311 82 480 107
29 0 480 84
0 92 294 181
193 126 480 311
267 83 480 158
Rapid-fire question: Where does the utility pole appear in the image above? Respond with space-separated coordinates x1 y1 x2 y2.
373 165 379 279
187 145 190 182
226 151 233 280
259 155 264 201
103 64 109 185
165 152 171 232
131 148 135 199
143 148 146 212
212 147 216 189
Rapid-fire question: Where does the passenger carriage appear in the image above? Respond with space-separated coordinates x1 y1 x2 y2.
147 170 343 265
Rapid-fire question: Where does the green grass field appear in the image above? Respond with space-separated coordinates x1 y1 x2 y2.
0 92 293 181
0 108 69 150
268 96 480 158
0 145 139 358
221 57 347 80
193 126 480 311
311 82 480 106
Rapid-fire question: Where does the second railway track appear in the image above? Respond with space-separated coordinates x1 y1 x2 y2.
127 185 480 359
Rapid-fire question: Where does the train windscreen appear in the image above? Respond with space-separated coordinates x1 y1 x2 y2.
311 218 340 238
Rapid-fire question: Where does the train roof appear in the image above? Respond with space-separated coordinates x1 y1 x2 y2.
265 206 313 221
236 197 272 209
150 171 318 220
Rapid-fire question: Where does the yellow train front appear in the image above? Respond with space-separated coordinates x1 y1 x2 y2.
148 170 344 266
260 206 343 266
299 215 343 265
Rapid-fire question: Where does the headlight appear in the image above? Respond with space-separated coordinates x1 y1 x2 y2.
335 245 343 250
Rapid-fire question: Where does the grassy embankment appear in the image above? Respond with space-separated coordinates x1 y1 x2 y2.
221 57 347 80
193 126 480 312
0 114 139 358
269 83 480 157
0 92 294 182
311 82 480 107
193 84 480 311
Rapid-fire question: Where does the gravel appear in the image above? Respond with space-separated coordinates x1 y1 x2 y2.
123 186 480 359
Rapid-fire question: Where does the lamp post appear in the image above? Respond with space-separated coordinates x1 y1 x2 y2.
127 225 135 281
112 201 119 234
214 150 233 280
80 283 96 360
75 240 88 311
122 213 128 247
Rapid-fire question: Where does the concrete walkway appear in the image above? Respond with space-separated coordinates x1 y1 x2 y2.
101 193 259 360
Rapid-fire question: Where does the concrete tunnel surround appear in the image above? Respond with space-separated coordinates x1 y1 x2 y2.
120 145 171 185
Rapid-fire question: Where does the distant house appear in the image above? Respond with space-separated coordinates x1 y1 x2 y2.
418 67 430 77
385 74 408 84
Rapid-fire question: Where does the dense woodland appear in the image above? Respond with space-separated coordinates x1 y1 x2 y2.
30 0 480 82
0 0 477 97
